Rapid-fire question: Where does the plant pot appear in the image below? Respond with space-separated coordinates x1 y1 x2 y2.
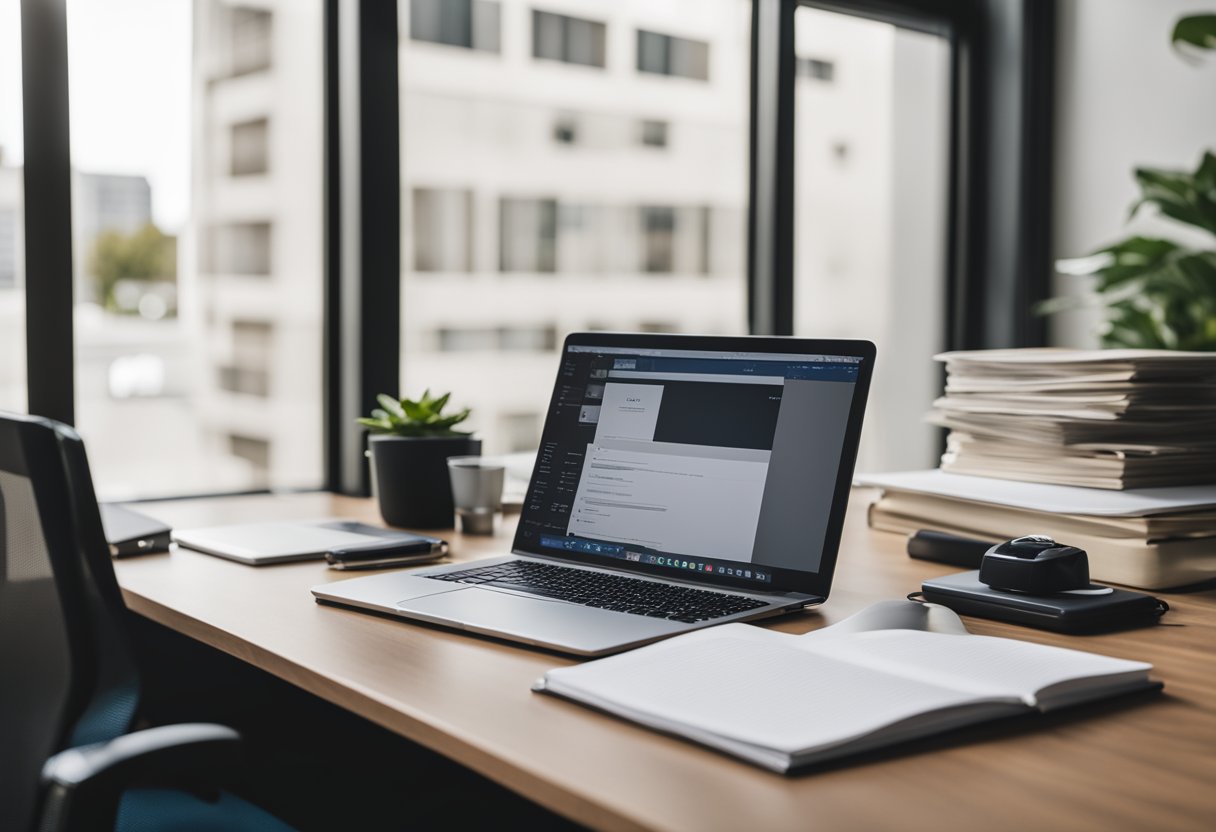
368 434 482 529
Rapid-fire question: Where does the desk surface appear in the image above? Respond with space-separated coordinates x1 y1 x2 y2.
113 490 1216 832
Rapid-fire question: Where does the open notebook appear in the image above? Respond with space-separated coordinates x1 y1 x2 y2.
533 601 1158 773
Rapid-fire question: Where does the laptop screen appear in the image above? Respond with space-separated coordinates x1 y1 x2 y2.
513 334 873 597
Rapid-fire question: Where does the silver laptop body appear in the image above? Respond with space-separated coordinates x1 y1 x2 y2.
314 333 875 656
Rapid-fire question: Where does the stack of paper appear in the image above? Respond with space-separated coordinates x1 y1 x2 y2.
931 349 1216 489
856 471 1216 589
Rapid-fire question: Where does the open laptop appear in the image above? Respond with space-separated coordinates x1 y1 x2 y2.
313 333 875 656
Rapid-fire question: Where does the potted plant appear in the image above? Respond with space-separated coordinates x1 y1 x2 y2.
358 390 480 529
1041 14 1216 349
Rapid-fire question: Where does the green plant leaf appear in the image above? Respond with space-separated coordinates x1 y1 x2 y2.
1131 163 1216 236
1138 152 1216 236
1172 14 1216 59
358 390 472 435
1197 150 1216 193
400 399 428 421
356 417 394 432
377 394 405 419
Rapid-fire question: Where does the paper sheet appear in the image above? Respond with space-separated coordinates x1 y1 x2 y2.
855 469 1216 517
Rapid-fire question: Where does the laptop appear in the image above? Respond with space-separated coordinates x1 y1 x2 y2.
313 332 875 656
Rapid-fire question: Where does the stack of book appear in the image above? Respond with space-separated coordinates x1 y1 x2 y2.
930 349 1216 490
858 470 1216 589
858 349 1216 590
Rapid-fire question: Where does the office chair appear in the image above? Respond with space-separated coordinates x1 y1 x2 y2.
0 411 293 832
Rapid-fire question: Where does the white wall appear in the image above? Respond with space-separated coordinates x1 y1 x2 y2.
1051 0 1216 347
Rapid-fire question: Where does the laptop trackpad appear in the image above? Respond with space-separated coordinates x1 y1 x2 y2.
397 586 685 653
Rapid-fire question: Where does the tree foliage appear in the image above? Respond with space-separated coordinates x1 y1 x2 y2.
88 223 176 311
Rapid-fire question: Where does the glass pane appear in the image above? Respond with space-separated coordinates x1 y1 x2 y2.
0 0 26 413
793 6 950 473
399 0 750 454
67 0 323 499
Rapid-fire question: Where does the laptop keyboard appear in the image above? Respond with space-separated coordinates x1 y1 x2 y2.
429 560 769 623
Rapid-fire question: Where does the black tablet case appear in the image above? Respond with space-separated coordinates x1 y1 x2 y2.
921 571 1166 633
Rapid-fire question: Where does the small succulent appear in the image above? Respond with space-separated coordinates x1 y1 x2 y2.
357 390 471 437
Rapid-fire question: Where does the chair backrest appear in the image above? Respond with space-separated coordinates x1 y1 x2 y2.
0 412 141 832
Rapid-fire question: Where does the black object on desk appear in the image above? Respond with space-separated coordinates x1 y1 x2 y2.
906 530 995 568
918 534 1168 633
100 503 173 557
325 531 447 571
921 571 1168 633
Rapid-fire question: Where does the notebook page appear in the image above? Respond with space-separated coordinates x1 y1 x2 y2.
806 630 1151 705
542 635 1007 754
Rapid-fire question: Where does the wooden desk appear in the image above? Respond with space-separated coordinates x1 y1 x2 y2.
113 490 1216 832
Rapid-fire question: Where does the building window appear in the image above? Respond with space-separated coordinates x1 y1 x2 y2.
232 319 273 367
435 325 557 352
640 205 711 274
229 6 272 77
230 118 269 176
409 0 500 52
640 206 675 272
217 365 270 397
553 114 578 145
412 188 473 272
639 119 668 148
796 57 835 81
208 222 272 276
500 197 557 273
532 10 606 68
636 30 709 81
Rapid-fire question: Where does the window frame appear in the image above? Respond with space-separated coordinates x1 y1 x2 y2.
748 0 1055 349
15 0 1054 498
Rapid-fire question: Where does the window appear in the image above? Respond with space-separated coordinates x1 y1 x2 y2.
640 206 675 272
208 222 272 276
532 10 606 68
796 57 835 81
792 5 950 473
402 1 749 454
552 114 578 145
435 325 556 353
640 205 711 274
229 6 273 76
0 0 25 412
230 118 269 176
500 197 557 273
412 188 472 272
410 0 500 52
637 30 710 81
639 119 668 148
67 0 322 499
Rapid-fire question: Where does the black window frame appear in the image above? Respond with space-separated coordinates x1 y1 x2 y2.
748 0 1055 349
14 0 1052 498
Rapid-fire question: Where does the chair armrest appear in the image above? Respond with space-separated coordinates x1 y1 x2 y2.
39 724 241 832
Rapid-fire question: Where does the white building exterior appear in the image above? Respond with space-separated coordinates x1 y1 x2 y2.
177 0 942 492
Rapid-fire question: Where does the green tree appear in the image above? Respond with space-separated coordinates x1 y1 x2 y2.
88 223 177 312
